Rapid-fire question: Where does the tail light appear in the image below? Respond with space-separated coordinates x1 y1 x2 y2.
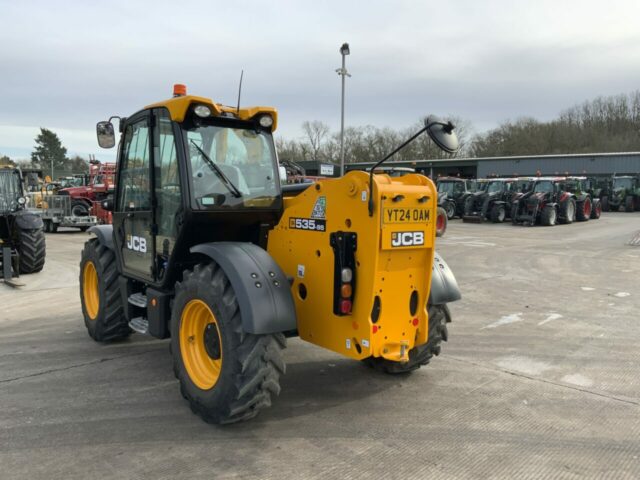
330 232 357 316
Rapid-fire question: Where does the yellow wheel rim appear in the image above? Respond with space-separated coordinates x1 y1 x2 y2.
82 261 99 320
180 299 223 390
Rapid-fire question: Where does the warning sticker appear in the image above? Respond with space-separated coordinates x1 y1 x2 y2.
311 196 326 219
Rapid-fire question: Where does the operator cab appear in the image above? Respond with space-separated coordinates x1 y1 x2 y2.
96 85 283 287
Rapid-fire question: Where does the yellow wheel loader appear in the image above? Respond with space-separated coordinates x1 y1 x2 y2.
80 85 461 423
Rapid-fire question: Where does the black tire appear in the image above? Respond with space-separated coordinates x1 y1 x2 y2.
71 200 90 217
511 204 519 224
541 205 557 226
171 262 286 424
559 198 576 224
445 201 455 219
43 220 51 233
625 195 634 212
364 304 451 374
18 228 46 273
463 196 474 216
590 199 602 219
601 195 609 212
435 207 448 237
50 222 59 233
610 204 619 212
576 197 591 222
79 238 130 342
490 204 506 223
79 226 89 232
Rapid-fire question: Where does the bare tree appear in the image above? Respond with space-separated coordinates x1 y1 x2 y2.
301 121 331 162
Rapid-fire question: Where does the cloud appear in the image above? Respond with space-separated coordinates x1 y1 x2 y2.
1 0 640 156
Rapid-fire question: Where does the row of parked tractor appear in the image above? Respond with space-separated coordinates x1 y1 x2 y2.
436 174 640 229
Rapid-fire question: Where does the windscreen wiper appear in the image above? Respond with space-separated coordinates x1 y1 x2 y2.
190 140 242 198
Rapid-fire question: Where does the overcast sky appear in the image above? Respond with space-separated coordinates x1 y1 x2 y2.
1 0 640 161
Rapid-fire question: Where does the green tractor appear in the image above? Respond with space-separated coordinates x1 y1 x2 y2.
607 176 640 212
0 167 46 285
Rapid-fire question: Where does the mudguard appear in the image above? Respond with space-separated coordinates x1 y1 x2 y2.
88 225 114 251
429 252 461 305
15 211 43 230
191 242 297 335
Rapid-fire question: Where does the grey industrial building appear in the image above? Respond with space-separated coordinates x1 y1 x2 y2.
298 152 640 179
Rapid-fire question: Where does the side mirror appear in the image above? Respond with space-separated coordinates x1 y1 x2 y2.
102 196 114 211
97 121 116 149
425 115 459 154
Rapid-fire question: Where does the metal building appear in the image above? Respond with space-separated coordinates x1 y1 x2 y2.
344 152 640 178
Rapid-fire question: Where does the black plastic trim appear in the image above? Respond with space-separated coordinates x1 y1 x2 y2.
190 242 297 334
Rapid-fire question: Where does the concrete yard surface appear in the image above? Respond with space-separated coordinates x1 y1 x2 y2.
1 214 639 479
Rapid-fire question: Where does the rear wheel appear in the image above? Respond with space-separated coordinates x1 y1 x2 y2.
79 239 130 342
435 207 448 237
576 197 591 221
490 204 506 223
541 205 557 226
71 200 90 217
171 262 286 424
601 195 609 211
364 304 451 374
18 228 46 273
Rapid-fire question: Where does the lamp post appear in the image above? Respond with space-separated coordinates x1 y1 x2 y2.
336 42 350 176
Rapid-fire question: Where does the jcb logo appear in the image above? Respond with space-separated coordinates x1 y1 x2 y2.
126 235 147 253
391 231 424 247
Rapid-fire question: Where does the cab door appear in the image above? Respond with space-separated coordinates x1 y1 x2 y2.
113 112 155 281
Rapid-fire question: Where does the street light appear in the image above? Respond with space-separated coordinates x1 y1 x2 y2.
336 42 351 176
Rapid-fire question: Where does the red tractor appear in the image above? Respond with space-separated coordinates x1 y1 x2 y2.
57 161 116 222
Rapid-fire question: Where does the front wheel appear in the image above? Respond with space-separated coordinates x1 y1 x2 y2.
490 204 506 223
625 195 634 212
541 205 557 226
601 195 609 212
79 239 130 342
590 199 602 219
445 201 456 219
559 198 576 224
18 228 46 274
364 304 451 374
171 262 286 424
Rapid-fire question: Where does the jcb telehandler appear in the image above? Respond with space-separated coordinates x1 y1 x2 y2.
80 85 461 424
0 167 46 286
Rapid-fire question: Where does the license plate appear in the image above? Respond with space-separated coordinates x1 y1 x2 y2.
382 207 430 224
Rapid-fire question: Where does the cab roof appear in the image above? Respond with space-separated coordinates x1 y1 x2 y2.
145 92 278 131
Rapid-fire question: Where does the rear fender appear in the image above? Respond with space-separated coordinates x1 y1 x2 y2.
429 252 461 305
191 242 297 335
88 225 114 251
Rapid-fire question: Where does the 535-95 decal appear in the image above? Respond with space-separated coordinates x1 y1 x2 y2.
289 217 326 232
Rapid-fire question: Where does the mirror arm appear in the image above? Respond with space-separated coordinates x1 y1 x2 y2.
367 121 445 217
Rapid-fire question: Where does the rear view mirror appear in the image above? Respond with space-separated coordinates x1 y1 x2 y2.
425 115 459 154
102 196 114 211
97 121 115 149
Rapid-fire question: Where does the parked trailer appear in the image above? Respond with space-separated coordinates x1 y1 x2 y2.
28 193 98 232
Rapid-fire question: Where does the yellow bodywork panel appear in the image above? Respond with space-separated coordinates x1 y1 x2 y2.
267 171 436 363
144 95 278 130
